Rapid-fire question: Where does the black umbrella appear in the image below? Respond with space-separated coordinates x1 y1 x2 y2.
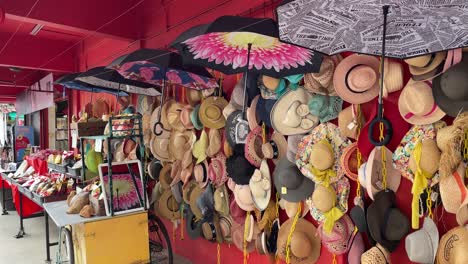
55 73 129 97
75 67 160 96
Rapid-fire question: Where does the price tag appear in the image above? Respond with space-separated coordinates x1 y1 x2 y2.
281 186 287 195
95 139 103 152
219 192 224 198
71 132 78 148
347 121 356 130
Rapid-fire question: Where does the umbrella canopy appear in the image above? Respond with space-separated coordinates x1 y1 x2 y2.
75 67 160 96
107 49 219 90
55 73 129 97
277 1 468 58
171 15 323 77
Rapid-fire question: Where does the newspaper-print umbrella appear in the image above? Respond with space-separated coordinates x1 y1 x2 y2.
107 49 218 90
55 73 129 97
75 67 160 96
278 1 468 146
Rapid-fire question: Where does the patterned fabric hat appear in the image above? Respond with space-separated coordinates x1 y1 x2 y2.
318 214 355 255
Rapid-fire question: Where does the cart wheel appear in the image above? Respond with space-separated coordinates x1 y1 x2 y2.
148 214 173 264
58 227 74 264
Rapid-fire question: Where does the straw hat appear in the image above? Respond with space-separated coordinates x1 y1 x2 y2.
183 180 197 204
158 189 181 220
247 95 260 130
318 214 354 255
457 196 468 226
189 184 205 220
312 184 336 213
180 105 194 129
180 163 193 187
193 160 209 188
186 89 202 106
333 54 380 104
262 132 287 164
169 130 196 161
192 130 208 164
279 200 310 219
208 153 227 187
296 123 351 186
233 184 256 211
271 88 319 135
206 129 221 158
439 162 468 213
159 164 173 190
365 147 401 200
201 214 223 243
249 160 271 211
274 158 315 202
169 160 182 187
338 105 366 140
398 80 445 125
166 101 185 132
231 215 258 253
219 215 233 243
405 217 439 264
255 201 277 231
310 177 350 225
198 96 228 129
436 226 468 264
405 52 446 76
382 59 404 97
408 139 441 178
361 244 391 264
171 182 183 203
276 218 321 264
222 103 237 120
340 142 361 182
244 126 265 167
150 105 170 135
214 184 230 216
190 104 203 130
304 55 342 96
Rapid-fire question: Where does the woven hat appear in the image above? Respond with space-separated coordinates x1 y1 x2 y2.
188 184 205 220
382 59 404 97
201 214 223 243
277 218 321 264
318 214 354 255
398 80 445 125
439 162 468 213
233 184 255 212
198 96 228 129
361 244 392 264
159 164 173 190
308 94 343 123
367 190 410 252
158 189 181 220
340 142 361 182
457 196 468 226
185 205 203 239
166 101 185 132
247 95 260 130
219 215 233 243
310 177 350 227
405 217 439 264
408 139 441 179
271 88 319 135
190 104 203 130
296 123 351 186
180 105 194 129
262 132 287 164
169 130 196 161
226 145 256 185
148 159 162 180
193 160 209 188
436 226 468 264
214 184 230 216
255 201 277 231
338 104 366 140
208 153 227 187
206 129 222 158
150 130 172 162
348 232 365 264
405 52 446 76
244 126 265 167
192 130 208 164
186 89 202 106
273 158 315 202
365 147 401 200
286 134 303 163
249 160 271 211
334 54 380 104
304 55 342 96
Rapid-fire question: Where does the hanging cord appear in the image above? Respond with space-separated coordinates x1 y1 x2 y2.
332 254 337 264
262 123 267 144
379 122 388 189
180 203 185 240
217 243 221 264
355 104 363 198
243 211 251 264
464 129 468 178
426 188 433 220
285 203 302 264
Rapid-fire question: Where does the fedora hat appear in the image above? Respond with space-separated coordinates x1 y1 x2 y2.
277 218 321 264
247 95 260 130
338 104 366 140
439 162 468 214
304 55 342 96
367 190 410 252
286 134 303 163
318 214 354 255
436 226 468 264
185 205 203 239
198 96 228 129
190 104 203 130
208 153 227 187
219 215 233 243
433 54 468 117
158 189 181 220
365 146 401 200
308 94 343 123
405 52 446 76
340 142 362 182
257 97 276 129
193 160 209 188
186 89 202 106
159 164 173 190
192 130 208 164
169 130 196 161
201 214 223 243
271 88 319 135
334 54 380 104
398 80 445 125
296 123 351 186
405 217 439 264
188 184 205 220
206 129 222 158
361 244 391 264
214 184 230 216
244 126 265 167
233 184 256 212
382 59 404 97
273 158 315 202
166 101 185 132
226 145 256 185
180 105 194 129
262 132 287 164
249 160 271 211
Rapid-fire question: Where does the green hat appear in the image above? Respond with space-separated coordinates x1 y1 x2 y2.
308 94 343 123
191 104 203 130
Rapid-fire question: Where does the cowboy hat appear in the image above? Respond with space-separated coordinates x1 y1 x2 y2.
271 88 319 135
398 80 445 125
273 158 315 202
214 184 230 216
244 126 265 167
361 244 391 264
226 145 256 185
192 130 208 164
158 189 181 220
304 55 342 96
198 96 228 129
405 217 439 264
338 104 366 140
208 153 227 187
169 130 196 161
436 226 468 264
261 132 287 164
365 146 401 200
318 214 354 255
233 184 256 212
276 218 321 264
249 160 271 211
334 54 380 104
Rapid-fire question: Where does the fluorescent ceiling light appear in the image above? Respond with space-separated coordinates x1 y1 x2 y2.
30 24 44 36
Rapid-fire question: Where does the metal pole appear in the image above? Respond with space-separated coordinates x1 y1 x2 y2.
378 5 390 107
45 212 51 262
242 43 253 117
1 176 7 215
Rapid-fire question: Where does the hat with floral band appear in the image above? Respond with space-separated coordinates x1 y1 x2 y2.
249 160 271 211
274 158 315 203
271 88 319 135
304 55 342 96
398 80 446 125
318 214 355 256
308 94 343 123
244 126 265 167
198 96 228 129
365 146 401 201
208 153 227 188
262 131 287 164
296 123 351 186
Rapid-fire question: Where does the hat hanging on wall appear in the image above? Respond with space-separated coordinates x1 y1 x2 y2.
273 158 315 203
304 54 342 96
262 132 287 164
405 217 439 264
436 226 468 264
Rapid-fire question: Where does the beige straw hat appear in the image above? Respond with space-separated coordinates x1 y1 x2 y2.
436 226 468 264
206 128 222 158
456 196 468 226
198 96 228 129
408 139 441 179
166 101 185 132
304 55 342 96
439 162 468 213
382 59 404 97
186 89 203 106
168 130 196 161
405 52 446 76
338 105 366 140
361 244 391 264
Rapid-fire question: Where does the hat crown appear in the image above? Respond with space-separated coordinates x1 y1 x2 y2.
441 61 468 100
348 65 377 92
279 167 302 189
409 139 441 175
310 142 334 170
403 82 435 115
205 104 222 120
311 57 334 85
291 232 312 258
312 185 336 212
405 55 431 67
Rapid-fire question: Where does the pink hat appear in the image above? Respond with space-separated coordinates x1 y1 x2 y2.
244 126 264 168
230 198 246 225
318 214 354 255
365 146 401 200
348 232 365 264
180 105 194 129
234 184 256 211
193 160 209 188
208 153 227 188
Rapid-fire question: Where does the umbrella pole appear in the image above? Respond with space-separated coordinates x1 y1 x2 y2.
242 43 253 117
378 5 389 106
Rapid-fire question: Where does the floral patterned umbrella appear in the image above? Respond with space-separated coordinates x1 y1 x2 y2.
107 49 219 90
171 16 323 78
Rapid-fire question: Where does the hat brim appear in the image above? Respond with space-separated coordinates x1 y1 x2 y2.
409 52 446 76
199 96 228 129
273 158 315 202
185 206 203 239
158 190 181 221
268 132 288 164
340 142 360 182
398 83 446 125
432 73 468 117
365 147 401 200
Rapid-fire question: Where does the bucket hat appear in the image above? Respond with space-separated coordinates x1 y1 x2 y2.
273 158 315 202
436 226 468 264
198 96 228 129
249 160 271 211
405 217 439 264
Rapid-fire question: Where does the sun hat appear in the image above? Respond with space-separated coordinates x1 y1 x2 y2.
406 52 447 76
219 215 233 243
150 103 171 134
226 145 256 185
214 184 230 216
169 160 182 187
198 96 228 129
366 190 410 253
338 104 366 140
439 162 468 214
304 55 342 96
256 97 276 129
148 159 162 180
233 184 256 211
271 88 319 135
457 196 468 226
405 217 439 264
192 130 208 164
249 160 271 211
231 215 258 253
190 104 203 130
276 218 321 264
206 129 222 158
169 130 196 161
317 214 354 255
286 134 303 163
255 201 277 231
201 214 224 243
180 105 194 130
180 163 194 187
296 123 351 186
244 126 265 167
348 231 365 264
186 89 202 106
158 189 181 220
185 205 203 239
183 180 197 204
333 54 380 104
308 94 343 123
382 59 404 98
262 132 287 164
222 103 237 120
166 101 186 132
230 198 246 225
150 130 173 162
171 182 183 203
193 160 209 188
159 164 173 190
279 200 310 219
365 146 401 200
197 184 215 223
398 80 446 125
224 110 244 147
208 153 227 187
273 158 315 202
247 95 260 130
188 184 205 220
340 142 361 182
361 244 391 264
436 226 468 264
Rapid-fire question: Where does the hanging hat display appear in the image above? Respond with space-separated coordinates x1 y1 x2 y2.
261 131 287 164
273 158 315 202
249 160 271 211
304 55 342 96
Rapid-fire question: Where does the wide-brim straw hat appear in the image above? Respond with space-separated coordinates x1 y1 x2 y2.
405 52 446 76
244 126 265 167
158 189 181 220
159 164 173 190
333 54 380 104
233 184 256 212
271 88 319 136
169 130 196 161
277 218 321 264
262 132 287 164
249 160 271 211
273 158 315 203
304 55 342 96
182 180 197 204
166 101 185 132
361 244 392 264
340 142 361 182
338 104 366 140
186 89 202 106
150 130 173 162
382 59 404 97
436 226 468 264
198 96 228 129
365 146 401 200
405 217 439 264
439 162 468 214
398 80 445 125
